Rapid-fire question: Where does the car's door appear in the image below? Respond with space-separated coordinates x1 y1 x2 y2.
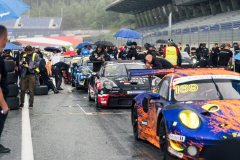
148 77 170 138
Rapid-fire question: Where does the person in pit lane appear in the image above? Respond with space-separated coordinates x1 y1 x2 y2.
89 44 110 88
118 40 137 60
145 54 173 69
194 58 211 68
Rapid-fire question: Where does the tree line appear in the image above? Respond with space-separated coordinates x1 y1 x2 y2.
22 0 135 30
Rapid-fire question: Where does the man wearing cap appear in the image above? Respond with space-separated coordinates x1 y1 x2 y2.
119 40 137 60
35 46 43 58
163 39 179 67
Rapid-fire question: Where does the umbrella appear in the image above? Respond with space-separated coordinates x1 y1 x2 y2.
232 52 240 60
0 0 30 22
94 41 114 47
113 29 143 39
76 42 93 49
44 46 61 52
11 41 22 46
64 51 77 56
156 39 167 43
3 42 23 50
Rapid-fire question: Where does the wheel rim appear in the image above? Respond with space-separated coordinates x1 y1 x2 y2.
159 120 167 153
132 105 138 138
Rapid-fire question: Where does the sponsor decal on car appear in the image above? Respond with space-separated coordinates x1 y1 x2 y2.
141 121 147 126
168 134 185 142
127 91 146 94
168 147 183 158
232 132 240 137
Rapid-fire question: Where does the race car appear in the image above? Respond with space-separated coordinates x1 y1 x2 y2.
130 68 240 160
88 60 161 107
69 57 82 87
73 57 93 89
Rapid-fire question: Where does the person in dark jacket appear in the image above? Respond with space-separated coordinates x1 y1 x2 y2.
15 49 24 82
194 58 210 68
196 44 204 61
89 44 110 72
52 62 69 90
106 46 114 60
147 45 157 58
2 50 14 60
203 43 209 59
218 43 233 67
145 54 173 69
184 44 190 55
35 46 43 58
210 43 219 67
39 58 59 93
77 48 82 55
112 45 118 60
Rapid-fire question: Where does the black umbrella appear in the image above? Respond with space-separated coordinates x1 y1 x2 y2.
156 39 167 43
11 41 22 46
44 46 61 52
94 41 114 47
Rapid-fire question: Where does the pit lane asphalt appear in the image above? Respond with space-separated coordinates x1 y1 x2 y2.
0 83 162 160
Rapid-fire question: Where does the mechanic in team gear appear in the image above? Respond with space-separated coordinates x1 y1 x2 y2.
203 43 209 59
90 44 110 72
135 46 146 61
52 62 69 90
218 43 233 67
80 45 91 56
163 39 179 68
145 54 173 69
118 40 137 60
39 57 59 93
194 58 210 68
209 43 219 67
196 43 204 61
147 44 157 58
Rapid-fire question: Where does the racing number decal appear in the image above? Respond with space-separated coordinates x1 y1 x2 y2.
173 84 198 94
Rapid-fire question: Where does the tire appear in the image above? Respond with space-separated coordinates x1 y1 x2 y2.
88 85 93 101
132 104 139 140
95 89 99 108
7 72 17 84
159 117 168 160
4 60 15 72
7 97 19 110
8 84 18 97
34 85 48 95
71 79 75 87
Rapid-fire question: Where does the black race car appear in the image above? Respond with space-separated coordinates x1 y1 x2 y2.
87 60 161 108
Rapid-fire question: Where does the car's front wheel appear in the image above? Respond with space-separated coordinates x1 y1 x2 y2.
132 104 139 140
159 117 168 160
88 85 93 101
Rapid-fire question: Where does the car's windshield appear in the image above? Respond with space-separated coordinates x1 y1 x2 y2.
172 79 240 101
82 60 93 66
181 52 190 58
125 63 145 69
104 64 126 77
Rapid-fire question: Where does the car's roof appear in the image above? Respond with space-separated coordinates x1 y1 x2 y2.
172 68 240 79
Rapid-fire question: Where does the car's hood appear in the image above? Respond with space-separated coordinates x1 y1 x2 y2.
182 100 240 136
101 76 151 91
78 66 93 72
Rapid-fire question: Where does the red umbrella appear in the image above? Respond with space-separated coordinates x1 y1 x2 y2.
64 51 77 55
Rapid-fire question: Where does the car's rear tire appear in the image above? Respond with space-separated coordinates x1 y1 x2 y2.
159 117 168 160
88 85 93 101
132 104 139 140
71 79 75 87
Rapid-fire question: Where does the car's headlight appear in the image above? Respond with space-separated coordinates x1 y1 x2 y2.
193 58 197 64
81 68 89 75
103 81 113 89
69 68 71 73
179 110 200 129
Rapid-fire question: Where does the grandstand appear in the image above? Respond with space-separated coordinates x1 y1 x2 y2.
0 16 62 37
106 0 240 47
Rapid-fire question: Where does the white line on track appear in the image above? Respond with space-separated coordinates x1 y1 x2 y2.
21 94 34 160
77 104 92 115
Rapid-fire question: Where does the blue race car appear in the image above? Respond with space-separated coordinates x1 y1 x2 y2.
73 57 93 90
130 68 240 160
